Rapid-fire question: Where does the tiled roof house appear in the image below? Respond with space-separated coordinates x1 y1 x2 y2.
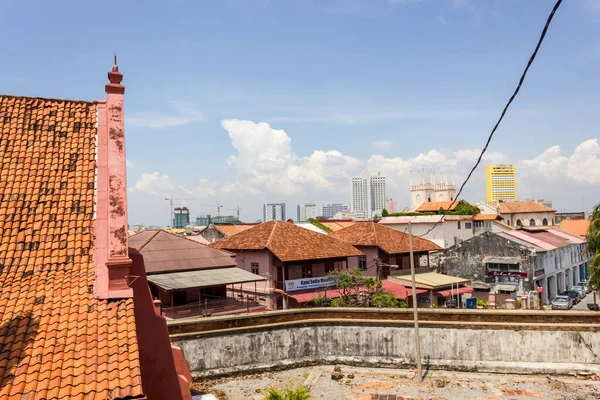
330 222 441 278
0 62 191 399
211 220 363 309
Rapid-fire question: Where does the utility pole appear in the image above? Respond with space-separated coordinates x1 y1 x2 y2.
408 221 423 382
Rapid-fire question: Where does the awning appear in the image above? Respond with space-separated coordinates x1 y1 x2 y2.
436 286 474 297
483 256 520 264
288 280 426 303
494 284 518 292
147 267 265 291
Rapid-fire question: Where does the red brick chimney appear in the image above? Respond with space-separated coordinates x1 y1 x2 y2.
95 57 133 299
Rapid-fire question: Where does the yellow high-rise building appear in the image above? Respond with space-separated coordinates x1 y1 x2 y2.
485 164 517 203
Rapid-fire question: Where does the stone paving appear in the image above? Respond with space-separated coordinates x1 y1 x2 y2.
194 365 600 400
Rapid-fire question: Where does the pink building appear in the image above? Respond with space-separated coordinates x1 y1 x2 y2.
330 221 441 278
385 197 397 214
212 220 363 309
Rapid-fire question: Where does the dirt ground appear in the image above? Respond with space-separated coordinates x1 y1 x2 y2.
191 365 600 400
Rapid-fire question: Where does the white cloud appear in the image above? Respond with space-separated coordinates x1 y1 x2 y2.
568 139 600 184
521 139 600 185
127 116 600 224
126 159 134 167
372 140 393 150
221 119 362 196
128 100 205 129
128 172 175 196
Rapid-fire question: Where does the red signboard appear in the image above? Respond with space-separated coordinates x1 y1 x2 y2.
487 271 528 278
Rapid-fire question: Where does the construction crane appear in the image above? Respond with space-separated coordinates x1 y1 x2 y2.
201 203 223 216
229 205 241 220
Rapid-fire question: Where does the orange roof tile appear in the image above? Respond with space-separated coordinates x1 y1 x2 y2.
473 213 502 221
494 200 556 214
0 95 143 399
559 220 590 237
319 220 356 232
216 224 259 237
416 201 458 212
330 222 441 254
211 220 363 262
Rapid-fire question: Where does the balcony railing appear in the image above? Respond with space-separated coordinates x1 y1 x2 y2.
162 297 265 319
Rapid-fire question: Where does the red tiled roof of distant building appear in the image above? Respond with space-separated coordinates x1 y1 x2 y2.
211 220 363 262
0 95 143 399
216 223 260 237
559 220 590 237
494 200 556 214
329 221 441 254
416 201 458 212
473 213 502 221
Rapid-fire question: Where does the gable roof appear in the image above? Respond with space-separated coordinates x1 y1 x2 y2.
215 223 259 237
318 220 356 232
129 230 236 274
416 201 458 212
494 200 556 214
473 213 502 221
211 220 363 262
559 220 590 237
0 96 143 398
329 222 441 254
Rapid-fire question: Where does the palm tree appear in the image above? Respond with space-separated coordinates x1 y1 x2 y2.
586 202 600 307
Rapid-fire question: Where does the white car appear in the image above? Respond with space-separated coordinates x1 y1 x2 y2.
551 295 573 310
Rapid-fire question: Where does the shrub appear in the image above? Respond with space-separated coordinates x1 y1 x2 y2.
476 299 488 309
263 385 311 400
397 300 408 308
515 300 522 309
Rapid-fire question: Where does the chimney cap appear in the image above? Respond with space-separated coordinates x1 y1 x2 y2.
106 54 125 94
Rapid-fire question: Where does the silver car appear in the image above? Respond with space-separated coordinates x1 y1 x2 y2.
571 286 587 299
551 295 573 310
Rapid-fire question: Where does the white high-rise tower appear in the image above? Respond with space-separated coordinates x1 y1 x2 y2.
350 171 386 220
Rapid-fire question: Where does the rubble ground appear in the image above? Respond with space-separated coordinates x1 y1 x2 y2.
191 365 600 400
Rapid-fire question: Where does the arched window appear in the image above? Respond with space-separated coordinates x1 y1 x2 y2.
529 219 536 227
516 219 522 227
507 219 511 226
542 218 548 226
428 196 431 202
450 196 454 201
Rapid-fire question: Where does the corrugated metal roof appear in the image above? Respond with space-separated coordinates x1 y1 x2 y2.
390 272 470 290
148 267 264 291
129 230 236 274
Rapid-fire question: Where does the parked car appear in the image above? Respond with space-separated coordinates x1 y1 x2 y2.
577 281 590 293
561 290 581 304
571 286 587 299
551 295 573 310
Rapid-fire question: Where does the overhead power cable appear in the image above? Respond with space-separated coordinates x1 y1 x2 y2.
418 0 564 238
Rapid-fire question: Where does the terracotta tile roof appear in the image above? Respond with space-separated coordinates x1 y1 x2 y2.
211 220 363 262
416 201 458 212
0 96 143 399
216 224 259 237
493 200 556 214
329 222 441 254
559 220 590 237
319 221 356 232
129 229 236 273
473 213 502 221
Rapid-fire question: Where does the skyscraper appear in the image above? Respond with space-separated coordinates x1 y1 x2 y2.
322 203 348 219
350 171 386 220
485 164 517 203
297 203 317 222
385 197 397 214
263 203 286 222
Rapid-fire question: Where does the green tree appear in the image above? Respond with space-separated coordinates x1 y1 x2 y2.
586 202 600 305
263 385 311 400
328 268 400 308
381 208 389 217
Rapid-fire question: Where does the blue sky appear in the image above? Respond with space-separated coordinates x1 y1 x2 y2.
1 0 599 225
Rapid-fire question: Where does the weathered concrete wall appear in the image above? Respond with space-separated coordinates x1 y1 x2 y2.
173 322 600 378
440 232 536 291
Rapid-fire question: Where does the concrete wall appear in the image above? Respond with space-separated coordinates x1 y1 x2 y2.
440 232 537 293
171 310 600 378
